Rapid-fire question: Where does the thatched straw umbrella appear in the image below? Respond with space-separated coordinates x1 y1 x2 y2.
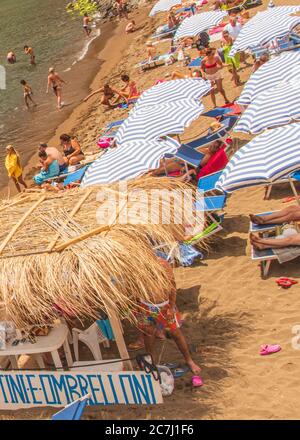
0 177 207 367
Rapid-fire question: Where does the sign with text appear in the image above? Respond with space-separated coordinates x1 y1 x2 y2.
0 370 163 410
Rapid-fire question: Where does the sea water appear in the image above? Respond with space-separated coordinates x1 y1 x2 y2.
0 0 101 189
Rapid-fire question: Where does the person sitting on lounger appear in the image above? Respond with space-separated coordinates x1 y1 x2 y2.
83 83 120 108
33 151 60 185
250 230 300 251
250 206 300 225
252 53 270 73
60 134 85 166
167 11 179 29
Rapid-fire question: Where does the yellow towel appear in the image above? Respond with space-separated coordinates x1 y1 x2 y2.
5 153 23 179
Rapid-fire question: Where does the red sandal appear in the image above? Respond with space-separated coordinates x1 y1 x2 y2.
276 277 298 289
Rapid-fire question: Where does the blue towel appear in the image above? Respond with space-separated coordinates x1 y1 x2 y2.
179 243 203 266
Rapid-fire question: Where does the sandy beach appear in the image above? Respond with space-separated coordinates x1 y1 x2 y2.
1 0 300 421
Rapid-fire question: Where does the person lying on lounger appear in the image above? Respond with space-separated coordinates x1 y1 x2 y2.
170 68 202 79
250 231 300 251
250 206 300 225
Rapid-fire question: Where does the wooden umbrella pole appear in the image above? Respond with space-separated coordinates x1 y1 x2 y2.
47 188 94 252
54 225 111 252
0 194 46 256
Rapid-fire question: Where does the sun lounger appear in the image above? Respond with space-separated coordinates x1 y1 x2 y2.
62 166 88 187
224 0 262 13
52 395 89 420
264 170 300 201
186 116 238 150
184 217 224 244
150 26 178 40
251 246 278 279
188 57 203 67
174 144 205 167
249 211 282 234
195 195 227 212
197 171 224 194
136 54 174 71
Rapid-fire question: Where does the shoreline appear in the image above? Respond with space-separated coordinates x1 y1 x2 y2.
13 6 150 198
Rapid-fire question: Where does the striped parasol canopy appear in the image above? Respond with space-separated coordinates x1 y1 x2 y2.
215 123 300 193
149 0 182 16
174 11 227 40
237 52 300 106
81 138 179 187
229 9 300 56
132 78 211 113
234 76 300 134
115 99 204 146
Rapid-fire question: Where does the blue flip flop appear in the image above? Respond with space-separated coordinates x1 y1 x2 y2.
172 366 190 378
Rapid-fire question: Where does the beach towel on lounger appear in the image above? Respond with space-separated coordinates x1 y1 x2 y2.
196 147 228 179
33 160 60 186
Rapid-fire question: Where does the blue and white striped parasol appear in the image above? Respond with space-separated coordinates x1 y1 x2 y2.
234 76 300 134
215 123 300 193
229 10 300 56
237 52 300 106
115 99 204 145
81 138 179 187
133 78 211 113
149 0 181 16
174 11 227 40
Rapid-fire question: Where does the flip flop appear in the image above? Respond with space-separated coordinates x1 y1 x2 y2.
276 277 298 289
192 375 203 387
172 366 189 378
260 344 281 356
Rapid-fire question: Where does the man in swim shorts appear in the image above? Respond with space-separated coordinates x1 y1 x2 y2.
83 13 92 37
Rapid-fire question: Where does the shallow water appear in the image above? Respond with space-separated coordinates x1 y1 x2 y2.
0 0 101 188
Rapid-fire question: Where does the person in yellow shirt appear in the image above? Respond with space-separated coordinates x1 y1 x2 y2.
5 145 27 192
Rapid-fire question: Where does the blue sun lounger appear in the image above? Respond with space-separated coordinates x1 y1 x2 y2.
188 57 203 68
52 395 90 420
63 165 88 187
186 116 238 150
197 171 223 194
251 247 279 279
195 195 227 212
150 25 178 40
174 144 204 167
249 211 282 234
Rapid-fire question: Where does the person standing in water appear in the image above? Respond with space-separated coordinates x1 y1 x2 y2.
83 13 92 37
7 51 16 64
24 45 36 65
5 145 27 193
46 67 66 110
20 80 37 109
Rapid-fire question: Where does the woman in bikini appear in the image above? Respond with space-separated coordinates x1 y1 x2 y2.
60 134 85 166
116 74 139 103
170 68 202 80
20 80 37 109
46 68 66 109
201 47 229 108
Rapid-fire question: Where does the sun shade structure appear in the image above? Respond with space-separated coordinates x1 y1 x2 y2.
149 0 181 16
81 138 179 187
215 123 300 192
0 177 207 328
234 76 300 134
133 78 211 113
115 99 204 146
237 51 300 106
229 9 300 56
174 11 227 40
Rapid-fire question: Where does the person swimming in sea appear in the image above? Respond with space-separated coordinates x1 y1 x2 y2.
20 80 37 109
24 45 36 65
7 51 16 64
46 67 67 110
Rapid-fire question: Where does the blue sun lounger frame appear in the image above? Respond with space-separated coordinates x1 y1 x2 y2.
197 171 224 194
52 395 89 420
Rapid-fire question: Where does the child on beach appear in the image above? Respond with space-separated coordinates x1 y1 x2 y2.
133 257 201 375
116 74 139 103
7 51 16 64
20 80 37 109
24 45 36 65
5 145 27 193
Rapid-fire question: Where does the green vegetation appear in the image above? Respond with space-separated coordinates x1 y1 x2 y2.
66 0 98 16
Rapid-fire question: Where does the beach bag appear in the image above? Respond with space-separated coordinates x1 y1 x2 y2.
157 365 174 397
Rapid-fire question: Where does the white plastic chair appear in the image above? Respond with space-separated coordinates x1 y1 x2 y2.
72 322 110 361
